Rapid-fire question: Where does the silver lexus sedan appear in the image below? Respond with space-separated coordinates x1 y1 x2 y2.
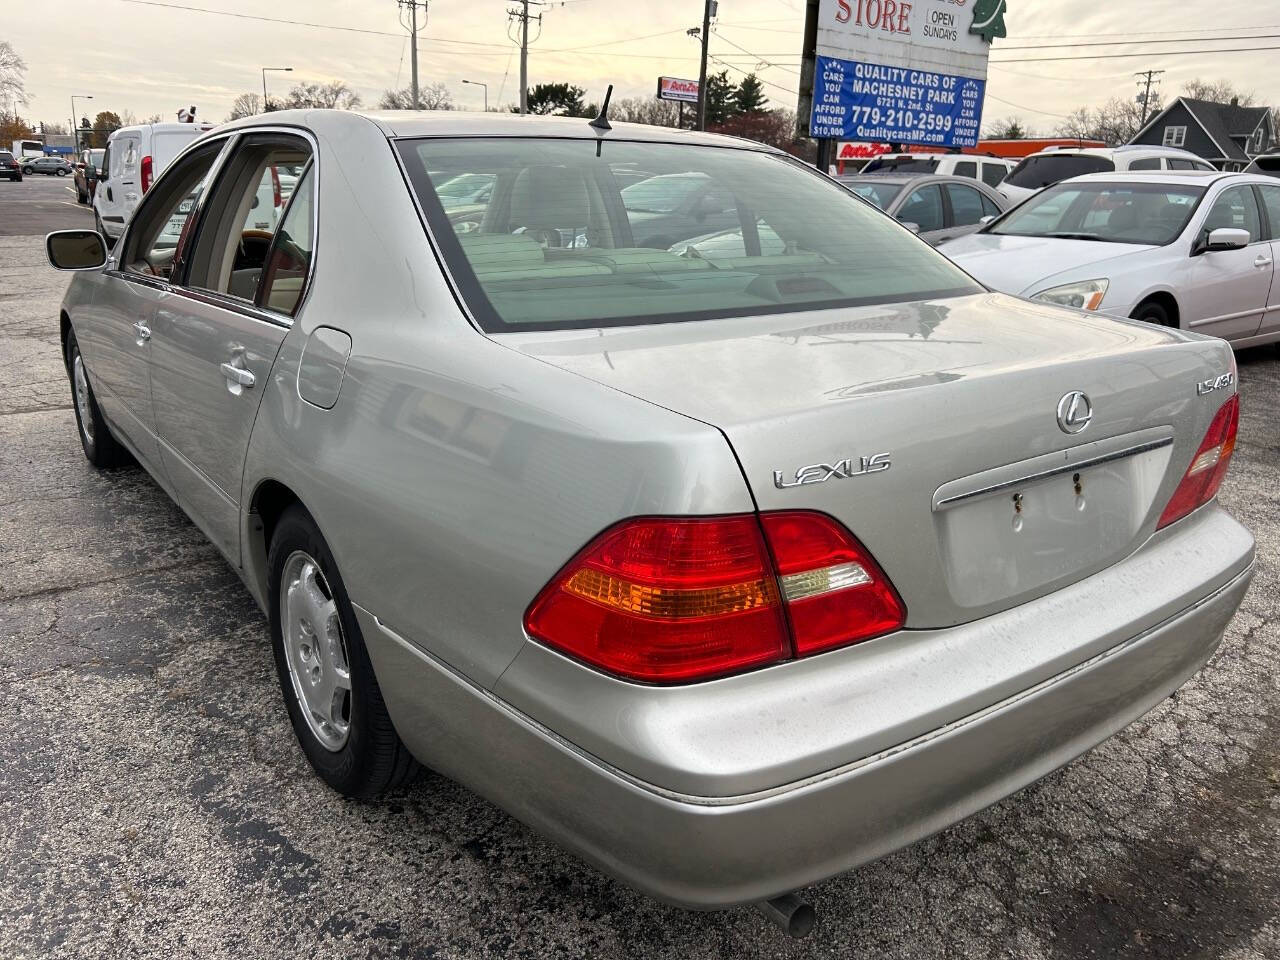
45 110 1254 933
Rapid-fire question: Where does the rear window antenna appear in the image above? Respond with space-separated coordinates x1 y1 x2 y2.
590 85 614 132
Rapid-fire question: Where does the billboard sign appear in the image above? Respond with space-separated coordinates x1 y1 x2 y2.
657 77 700 103
802 0 1007 149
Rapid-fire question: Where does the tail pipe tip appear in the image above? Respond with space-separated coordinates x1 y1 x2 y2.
753 893 816 939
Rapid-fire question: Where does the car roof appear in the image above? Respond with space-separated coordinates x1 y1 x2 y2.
213 109 782 152
1057 170 1256 187
1027 145 1202 159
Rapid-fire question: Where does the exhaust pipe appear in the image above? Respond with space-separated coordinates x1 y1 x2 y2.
753 893 816 939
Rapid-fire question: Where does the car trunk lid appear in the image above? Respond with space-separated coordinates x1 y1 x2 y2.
499 292 1235 628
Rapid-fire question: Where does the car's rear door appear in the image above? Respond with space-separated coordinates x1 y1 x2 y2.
940 181 990 242
1181 183 1271 341
1254 182 1280 337
149 133 314 560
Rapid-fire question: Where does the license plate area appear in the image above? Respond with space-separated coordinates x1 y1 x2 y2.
932 431 1174 609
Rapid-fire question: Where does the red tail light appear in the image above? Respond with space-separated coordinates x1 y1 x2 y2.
759 512 906 657
1157 394 1239 530
271 165 282 209
140 155 153 193
524 512 905 683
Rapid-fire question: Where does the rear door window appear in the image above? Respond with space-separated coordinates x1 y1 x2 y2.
1004 154 1116 189
1258 185 1280 238
981 162 1006 187
1129 157 1162 171
952 160 978 179
944 183 987 227
258 166 315 316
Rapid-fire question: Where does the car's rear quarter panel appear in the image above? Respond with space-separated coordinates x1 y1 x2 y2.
240 113 753 687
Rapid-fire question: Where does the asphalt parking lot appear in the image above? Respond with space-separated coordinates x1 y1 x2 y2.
0 173 94 235
2 207 1279 957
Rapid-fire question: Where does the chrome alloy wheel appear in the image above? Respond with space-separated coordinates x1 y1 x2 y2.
280 551 352 752
72 353 94 444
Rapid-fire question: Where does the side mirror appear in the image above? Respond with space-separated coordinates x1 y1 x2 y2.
46 230 108 271
902 222 922 234
1203 227 1250 252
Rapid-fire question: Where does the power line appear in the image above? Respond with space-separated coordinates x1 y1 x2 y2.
984 92 1072 120
993 44 1280 63
998 32 1280 50
712 28 801 76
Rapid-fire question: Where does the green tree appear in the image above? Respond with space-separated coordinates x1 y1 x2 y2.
734 74 768 115
77 116 91 149
704 70 737 127
90 111 121 148
987 117 1027 139
969 0 1007 43
523 83 588 117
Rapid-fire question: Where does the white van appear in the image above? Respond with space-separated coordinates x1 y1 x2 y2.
861 153 1016 188
997 145 1217 204
94 121 216 242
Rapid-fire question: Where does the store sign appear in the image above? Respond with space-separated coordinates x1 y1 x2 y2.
657 77 700 103
805 0 1007 149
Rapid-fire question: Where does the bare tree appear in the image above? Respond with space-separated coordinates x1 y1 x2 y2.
985 117 1031 139
38 120 68 135
610 97 682 127
1056 95 1157 146
283 81 362 110
377 82 454 110
227 92 263 121
1183 79 1256 106
0 41 27 108
143 113 162 124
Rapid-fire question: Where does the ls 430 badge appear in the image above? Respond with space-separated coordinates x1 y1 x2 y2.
773 454 892 490
1197 373 1234 396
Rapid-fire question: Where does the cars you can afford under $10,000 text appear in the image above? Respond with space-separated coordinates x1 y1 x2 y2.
44 110 1254 935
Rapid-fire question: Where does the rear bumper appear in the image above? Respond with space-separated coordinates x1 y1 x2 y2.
360 508 1253 908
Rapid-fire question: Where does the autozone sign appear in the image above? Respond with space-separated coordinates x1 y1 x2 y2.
657 77 700 103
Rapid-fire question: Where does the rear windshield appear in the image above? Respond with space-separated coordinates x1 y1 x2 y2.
838 179 905 210
398 138 981 332
0 152 12 161
863 156 940 174
989 181 1205 245
1004 154 1115 189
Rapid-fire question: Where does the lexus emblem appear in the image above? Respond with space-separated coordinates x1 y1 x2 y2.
1057 391 1093 435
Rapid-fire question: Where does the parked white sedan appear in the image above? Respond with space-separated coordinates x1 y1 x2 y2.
944 171 1280 347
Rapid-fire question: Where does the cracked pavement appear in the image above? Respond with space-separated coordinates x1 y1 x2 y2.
2 226 1279 959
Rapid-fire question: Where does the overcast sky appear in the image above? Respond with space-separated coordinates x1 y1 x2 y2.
6 0 1279 132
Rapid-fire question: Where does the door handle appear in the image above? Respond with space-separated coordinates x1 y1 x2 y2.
132 320 150 344
1256 255 1274 268
220 362 256 389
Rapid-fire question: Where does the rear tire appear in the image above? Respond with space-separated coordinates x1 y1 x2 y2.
267 506 420 799
66 330 130 469
1132 299 1173 328
56 168 68 176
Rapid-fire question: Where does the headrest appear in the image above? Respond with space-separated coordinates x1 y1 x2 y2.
509 166 592 229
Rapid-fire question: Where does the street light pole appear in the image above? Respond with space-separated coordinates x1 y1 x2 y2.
70 95 93 151
462 79 488 112
262 66 293 113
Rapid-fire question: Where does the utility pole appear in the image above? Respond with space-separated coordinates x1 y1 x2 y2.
696 0 715 131
399 0 428 109
1135 69 1165 125
508 1 540 114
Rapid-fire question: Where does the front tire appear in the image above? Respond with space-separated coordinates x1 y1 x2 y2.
267 506 420 798
1132 299 1173 328
56 168 68 176
66 330 129 468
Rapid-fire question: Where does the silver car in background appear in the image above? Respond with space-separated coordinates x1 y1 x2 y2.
46 110 1253 932
944 171 1280 346
837 173 1009 244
